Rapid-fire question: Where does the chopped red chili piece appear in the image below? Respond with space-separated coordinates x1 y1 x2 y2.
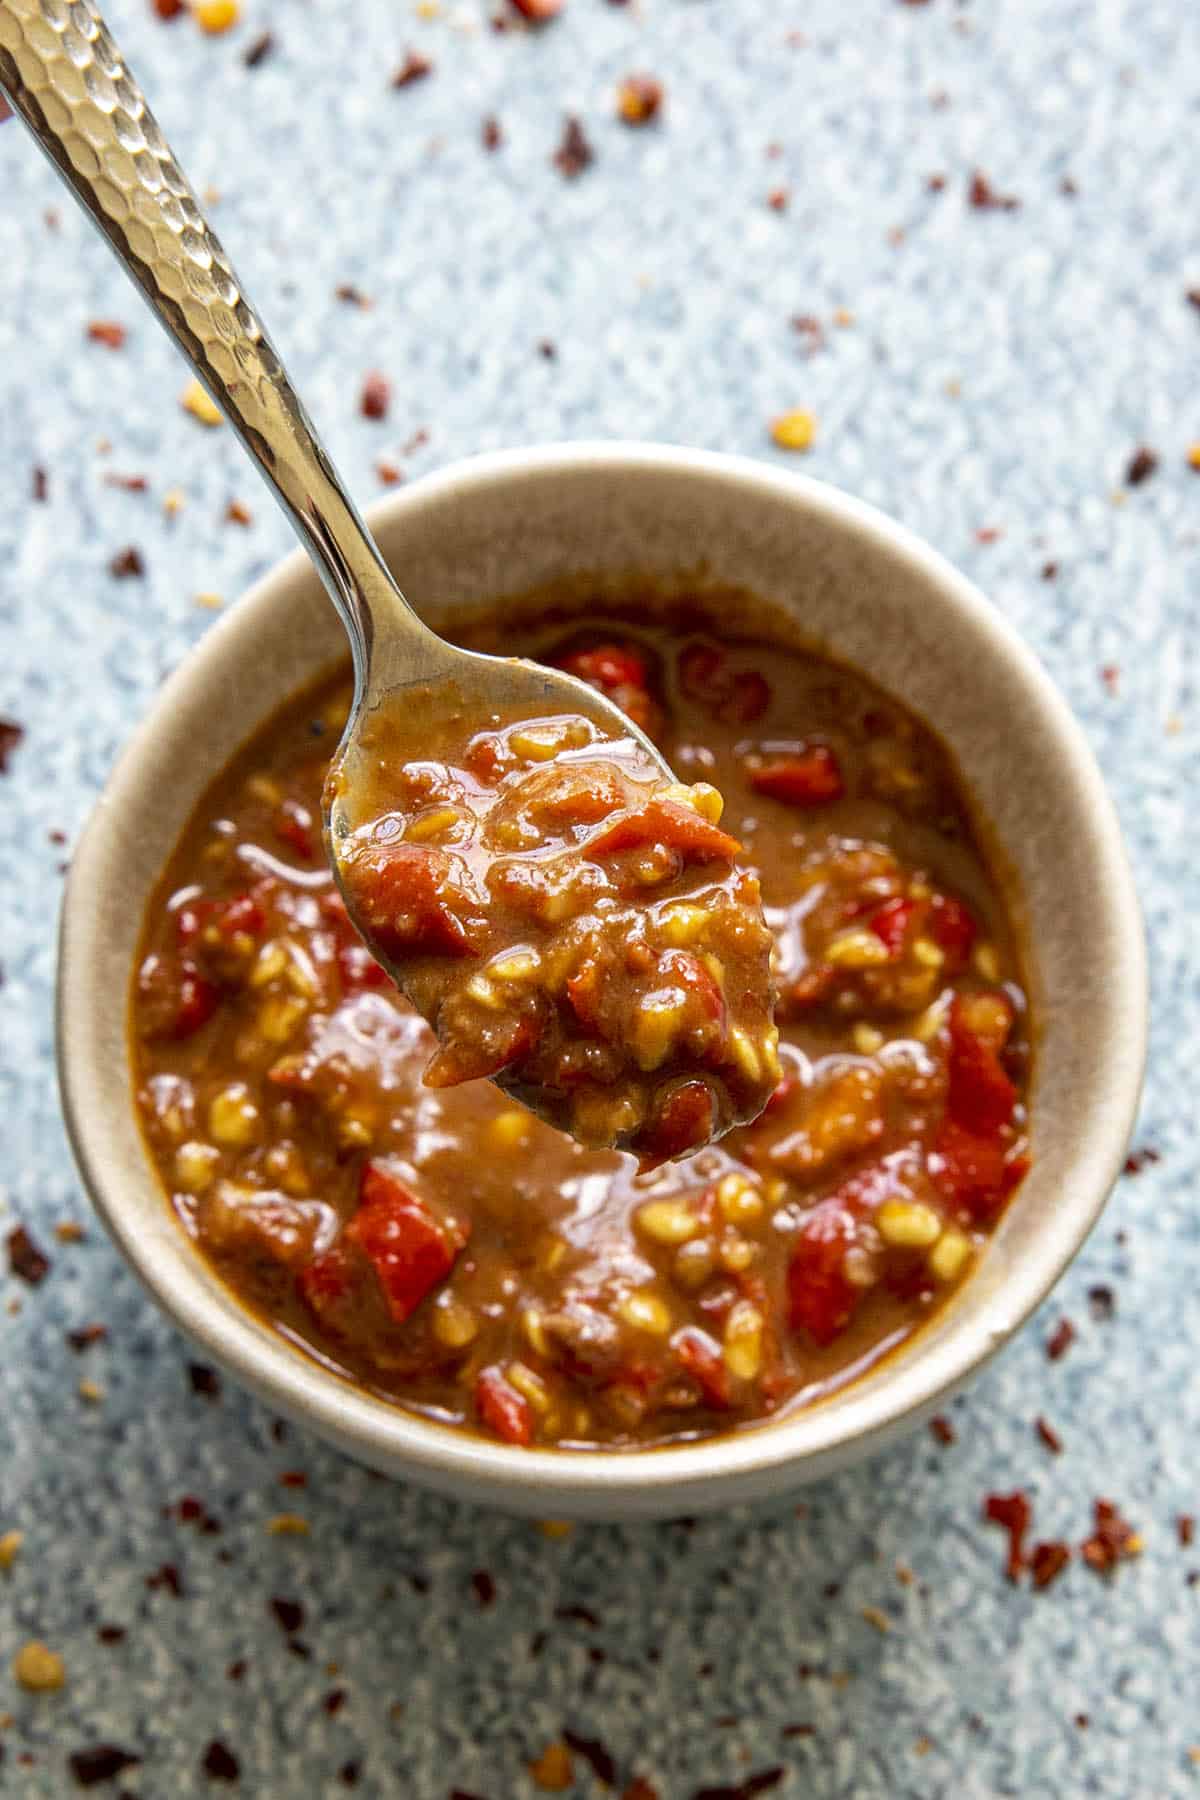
867 895 919 958
475 1365 533 1445
928 893 976 969
1178 1515 1195 1548
749 746 844 807
559 643 648 692
641 1078 718 1160
968 170 1020 211
68 1745 142 1787
109 545 144 578
1045 1317 1076 1361
1029 1541 1071 1590
482 115 503 151
274 798 316 860
674 1325 731 1408
931 1119 1019 1221
340 840 478 959
929 1414 956 1446
983 1489 1031 1581
588 797 741 864
787 1200 858 1346
346 1161 466 1323
944 994 1016 1134
187 1362 221 1400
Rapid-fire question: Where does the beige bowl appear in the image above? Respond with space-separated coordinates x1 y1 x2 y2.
57 444 1146 1519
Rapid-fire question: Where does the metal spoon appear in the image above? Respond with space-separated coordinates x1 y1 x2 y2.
0 0 673 864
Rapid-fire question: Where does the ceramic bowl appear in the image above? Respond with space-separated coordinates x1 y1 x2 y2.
57 444 1146 1520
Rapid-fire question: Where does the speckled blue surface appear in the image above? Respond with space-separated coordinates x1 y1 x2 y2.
1 0 1197 1794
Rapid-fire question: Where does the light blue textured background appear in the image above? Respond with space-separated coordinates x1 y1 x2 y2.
1 1 1196 1794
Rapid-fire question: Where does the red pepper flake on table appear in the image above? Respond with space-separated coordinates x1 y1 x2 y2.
1080 1498 1142 1574
31 464 47 502
1045 1316 1076 1360
1029 1540 1071 1591
929 1414 957 1446
553 115 595 178
512 0 564 18
109 546 145 579
201 1739 241 1782
1034 1414 1063 1454
360 371 391 421
243 29 273 67
68 1744 142 1787
1125 445 1159 486
86 319 126 349
984 1490 1031 1582
187 1360 222 1400
335 283 371 308
968 170 1021 212
6 1224 50 1286
392 50 433 88
482 114 503 151
0 718 25 772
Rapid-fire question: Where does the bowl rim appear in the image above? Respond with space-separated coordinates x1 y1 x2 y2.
57 440 1147 1505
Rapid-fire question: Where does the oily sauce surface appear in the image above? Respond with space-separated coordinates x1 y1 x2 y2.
132 606 1030 1450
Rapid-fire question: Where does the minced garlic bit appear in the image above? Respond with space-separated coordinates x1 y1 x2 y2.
180 379 223 427
771 408 817 452
13 1641 65 1692
0 1530 24 1572
266 1513 310 1535
529 1742 574 1791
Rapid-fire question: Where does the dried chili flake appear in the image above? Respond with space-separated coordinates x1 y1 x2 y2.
96 1625 126 1645
393 50 433 87
103 472 149 492
470 1568 496 1607
323 1687 347 1715
1178 1514 1195 1548
109 546 145 579
1035 1415 1063 1454
87 320 126 349
1075 1712 1090 1728
361 372 391 420
69 1745 142 1787
1080 1498 1142 1574
66 1323 108 1352
512 0 563 17
691 1774 785 1800
188 1361 221 1399
335 283 372 308
975 526 1002 544
225 500 252 526
1045 1317 1075 1360
270 1595 304 1635
338 1764 361 1789
482 115 503 151
968 170 1020 211
7 1224 49 1284
1123 1145 1160 1174
376 459 404 486
927 172 947 191
146 1562 183 1596
226 1658 247 1681
553 116 594 179
32 465 48 502
623 1781 661 1800
1041 560 1058 580
767 187 790 212
279 1469 307 1488
243 30 274 67
929 1413 956 1445
617 75 664 126
537 339 557 360
554 1603 600 1627
529 1743 574 1791
1086 1284 1115 1320
201 1740 240 1782
563 1731 618 1787
790 314 825 353
1126 445 1159 486
983 1489 1030 1581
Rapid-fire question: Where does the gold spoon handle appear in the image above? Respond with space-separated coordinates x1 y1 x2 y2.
0 0 437 684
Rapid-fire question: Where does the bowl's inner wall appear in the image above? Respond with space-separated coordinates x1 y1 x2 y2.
63 456 1139 1502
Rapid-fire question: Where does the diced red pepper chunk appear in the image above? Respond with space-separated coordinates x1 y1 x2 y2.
718 669 772 724
423 1013 540 1088
945 994 1017 1135
677 642 726 700
337 941 393 990
172 966 220 1037
297 1244 360 1332
274 798 316 861
674 1326 731 1408
929 893 977 972
868 895 920 958
787 1199 860 1345
749 746 844 807
659 948 726 1024
176 891 267 948
588 796 741 864
346 1161 466 1322
556 643 649 693
932 1120 1026 1221
637 1078 717 1162
475 1365 534 1446
341 841 477 960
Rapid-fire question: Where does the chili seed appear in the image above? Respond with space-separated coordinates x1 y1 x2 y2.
928 1227 972 1281
180 378 223 426
13 1641 65 1692
876 1199 942 1249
